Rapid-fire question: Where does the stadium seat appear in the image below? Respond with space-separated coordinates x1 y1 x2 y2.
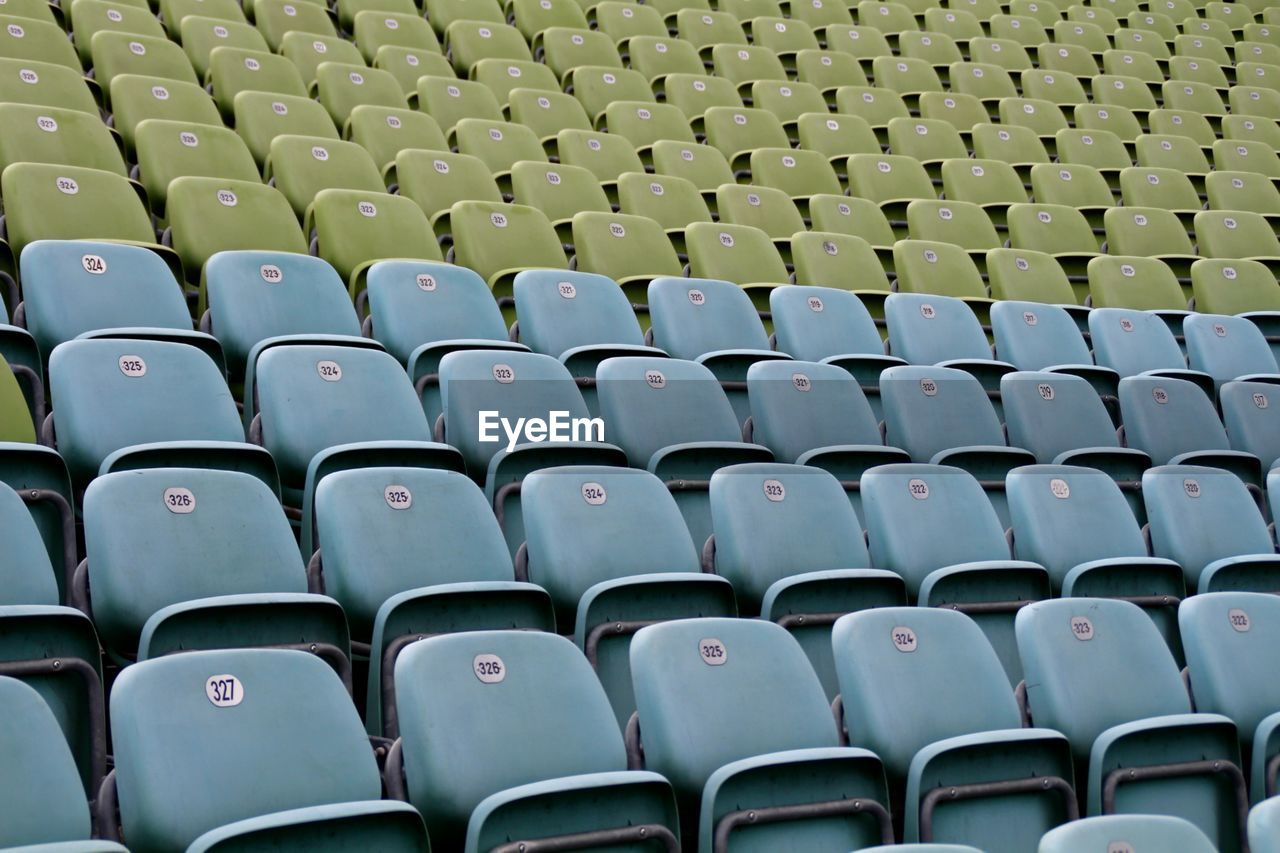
630 617 893 849
0 57 97 116
106 649 428 850
616 171 712 256
417 76 501 132
990 300 1112 392
891 241 992 320
1220 380 1280 468
1213 137 1280 178
570 212 684 306
941 159 1029 226
313 62 406 127
232 91 339 169
1005 203 1103 296
253 0 337 51
1030 162 1115 233
1253 799 1280 853
555 128 645 200
307 189 442 300
1087 257 1193 327
208 47 308 122
1118 167 1202 223
179 17 270 82
833 607 1077 848
264 135 384 222
1015 597 1247 850
352 12 440 64
1195 210 1280 274
345 105 446 178
683 222 789 302
133 119 261 219
280 32 365 88
1183 313 1280 392
565 66 653 127
394 150 501 239
846 153 936 232
511 161 610 242
507 88 592 155
1102 207 1198 285
703 105 790 173
790 231 892 297
1206 170 1280 223
885 292 1012 394
0 15 81 72
539 30 624 86
984 251 1085 324
662 73 744 135
446 201 567 308
1039 815 1216 853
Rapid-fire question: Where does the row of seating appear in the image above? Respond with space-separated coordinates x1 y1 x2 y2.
11 589 1280 851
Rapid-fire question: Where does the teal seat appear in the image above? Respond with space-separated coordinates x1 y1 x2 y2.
1120 376 1262 485
768 286 906 417
885 292 1016 402
744 360 909 502
1220 381 1280 469
364 260 529 426
388 630 679 852
0 677 126 851
833 607 1076 849
860 463 1050 682
48 339 275 494
512 269 665 414
19 241 222 371
312 466 552 737
106 649 428 852
647 276 790 424
1144 465 1280 593
1181 592 1280 802
0 434 82 599
1000 373 1149 498
1007 464 1183 652
630 617 894 850
1184 312 1280 392
437 349 625 554
1015 598 1247 851
1090 308 1214 399
202 250 362 384
80 468 349 676
0 479 59 606
879 365 1036 525
595 355 773 549
248 342 458 503
1251 797 1280 853
706 462 905 695
1038 814 1216 852
520 465 735 725
990 301 1118 403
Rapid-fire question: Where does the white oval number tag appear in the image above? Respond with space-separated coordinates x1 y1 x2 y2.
891 626 917 652
473 654 505 683
581 481 606 505
492 363 514 384
1070 616 1094 641
81 254 107 275
645 370 666 389
1050 478 1070 499
908 478 929 500
763 479 785 502
317 360 342 382
699 638 727 666
118 355 146 377
1228 608 1251 633
384 485 412 510
164 487 195 514
260 264 283 283
206 674 243 707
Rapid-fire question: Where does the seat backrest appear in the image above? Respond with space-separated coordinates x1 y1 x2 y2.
0 676 94 847
0 480 57 606
861 464 1008 592
630 618 837 798
395 630 628 849
1195 209 1280 259
846 152 936 203
880 365 1005 461
1144 465 1274 575
512 161 610 224
255 344 431 487
595 356 743 466
439 349 593 476
314 466 512 635
48 339 243 486
1120 166 1202 211
1039 814 1217 853
1120 377 1230 465
84 468 304 655
833 607 1021 778
0 102 127 176
986 248 1078 304
1002 372 1121 464
1184 313 1279 386
1030 161 1116 209
111 649 380 851
1006 202 1100 254
886 292 992 364
770 286 884 363
617 172 712 230
448 200 568 283
648 276 770 358
684 221 790 286
365 261 507 364
514 269 644 357
0 163 155 258
1088 306 1186 375
991 301 1092 371
710 462 870 607
1015 597 1191 753
747 360 883 462
1007 464 1145 584
1191 258 1280 316
905 198 1001 250
1221 381 1280 468
570 211 683 284
166 176 308 280
523 465 699 622
892 240 987 299
1104 206 1195 258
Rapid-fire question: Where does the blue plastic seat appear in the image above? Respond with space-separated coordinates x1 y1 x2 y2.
1120 376 1263 487
201 250 362 384
438 349 625 553
387 630 679 852
861 463 1050 682
1181 592 1280 802
48 339 276 494
1221 380 1280 469
1251 797 1280 853
19 240 223 372
1007 464 1184 652
1144 465 1280 593
630 617 894 850
744 359 909 507
512 269 665 413
105 649 428 852
1016 598 1247 850
885 292 1016 405
1089 306 1215 398
1183 312 1280 392
595 355 772 548
0 677 127 851
833 607 1076 849
990 300 1119 405
364 260 529 426
1038 814 1216 852
706 463 905 695
879 365 1036 525
768 286 905 418
647 277 791 424
520 465 735 724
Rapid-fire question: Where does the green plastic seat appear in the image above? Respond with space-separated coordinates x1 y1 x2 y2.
160 0 244 33
423 0 502 35
569 211 682 304
795 49 868 102
334 0 413 34
278 33 364 91
986 249 1082 309
1213 137 1280 177
846 152 936 230
950 59 1020 106
538 27 622 85
356 12 440 67
790 231 890 296
1016 596 1248 850
1029 162 1113 235
678 9 748 60
1220 113 1280 149
1135 133 1212 183
1118 166 1201 217
1146 108 1216 148
68 0 165 67
627 35 702 91
107 649 428 851
110 75 223 160
1191 257 1280 315
715 184 805 252
472 58 558 109
89 31 199 94
375 45 454 98
630 616 893 849
1020 68 1089 106
924 7 984 41
179 17 269 81
795 112 880 173
1230 84 1280 119
900 28 963 70
971 122 1052 174
871 55 942 109
1103 206 1198 285
834 606 1076 848
835 85 910 144
1006 202 1101 294
651 140 735 202
602 100 694 160
453 118 546 187
253 0 336 52
511 160 610 240
346 105 445 179
0 104 125 178
1195 210 1280 266
942 158 1028 222
1206 170 1280 219
684 222 789 294
134 119 260 219
749 79 826 139
702 106 789 174
0 57 97 116
893 240 989 302
617 171 711 253
447 200 567 301
919 91 990 138
905 199 1001 273
0 15 80 72
232 91 338 169
593 1 665 45
506 88 590 154
886 116 967 177
565 65 652 127
711 42 788 98
555 128 643 198
393 150 501 235
443 20 530 75
264 134 384 221
417 76 501 134
749 15 820 68
313 62 405 128
208 47 307 122
1088 256 1189 316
